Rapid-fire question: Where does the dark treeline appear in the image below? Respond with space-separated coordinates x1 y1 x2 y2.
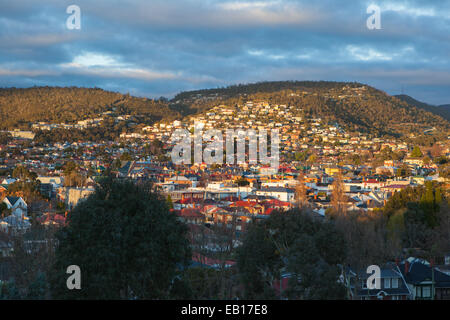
395 94 450 121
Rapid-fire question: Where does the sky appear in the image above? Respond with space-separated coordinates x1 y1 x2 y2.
0 0 449 105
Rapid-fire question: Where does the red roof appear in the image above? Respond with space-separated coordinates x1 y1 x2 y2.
233 200 260 207
36 213 66 225
263 199 291 207
177 208 203 218
177 198 203 204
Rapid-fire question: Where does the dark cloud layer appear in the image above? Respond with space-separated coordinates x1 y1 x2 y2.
0 0 449 104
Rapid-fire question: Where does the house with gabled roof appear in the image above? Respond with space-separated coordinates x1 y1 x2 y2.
346 263 411 300
399 258 450 300
2 196 27 219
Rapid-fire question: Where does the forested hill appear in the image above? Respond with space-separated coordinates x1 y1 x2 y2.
172 81 449 137
0 86 180 130
1 82 449 138
394 94 450 121
173 81 355 100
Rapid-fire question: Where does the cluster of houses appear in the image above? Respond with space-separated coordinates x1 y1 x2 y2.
344 257 450 300
0 96 449 298
29 109 126 131
270 256 450 300
146 162 442 220
0 176 92 233
0 113 448 236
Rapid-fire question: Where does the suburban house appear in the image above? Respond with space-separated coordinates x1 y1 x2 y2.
2 196 27 218
174 208 205 225
399 258 450 300
255 187 295 202
346 263 411 300
0 214 31 233
64 187 95 210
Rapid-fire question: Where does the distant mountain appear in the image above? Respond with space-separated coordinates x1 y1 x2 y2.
439 104 450 113
394 94 450 121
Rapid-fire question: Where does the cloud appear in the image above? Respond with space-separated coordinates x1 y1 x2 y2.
70 52 124 68
0 68 58 77
0 0 449 104
65 66 179 81
379 1 448 18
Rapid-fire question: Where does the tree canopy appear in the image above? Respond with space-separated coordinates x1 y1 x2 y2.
49 177 191 299
236 208 347 299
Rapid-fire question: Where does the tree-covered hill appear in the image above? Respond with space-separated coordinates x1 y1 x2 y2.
173 81 449 137
0 86 180 130
394 94 450 121
1 82 448 138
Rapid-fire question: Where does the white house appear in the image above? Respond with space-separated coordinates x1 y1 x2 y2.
37 176 63 188
255 187 295 202
1 178 16 185
2 196 27 218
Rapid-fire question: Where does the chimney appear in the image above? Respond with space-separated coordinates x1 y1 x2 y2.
395 258 399 266
405 261 410 275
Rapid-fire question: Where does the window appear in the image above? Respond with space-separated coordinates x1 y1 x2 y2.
384 278 391 289
422 286 431 298
392 278 399 289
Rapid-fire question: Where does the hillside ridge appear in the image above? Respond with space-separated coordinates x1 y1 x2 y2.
1 82 448 138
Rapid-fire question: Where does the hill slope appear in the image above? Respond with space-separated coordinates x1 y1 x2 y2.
173 81 449 137
394 94 450 121
0 86 180 130
1 83 448 138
